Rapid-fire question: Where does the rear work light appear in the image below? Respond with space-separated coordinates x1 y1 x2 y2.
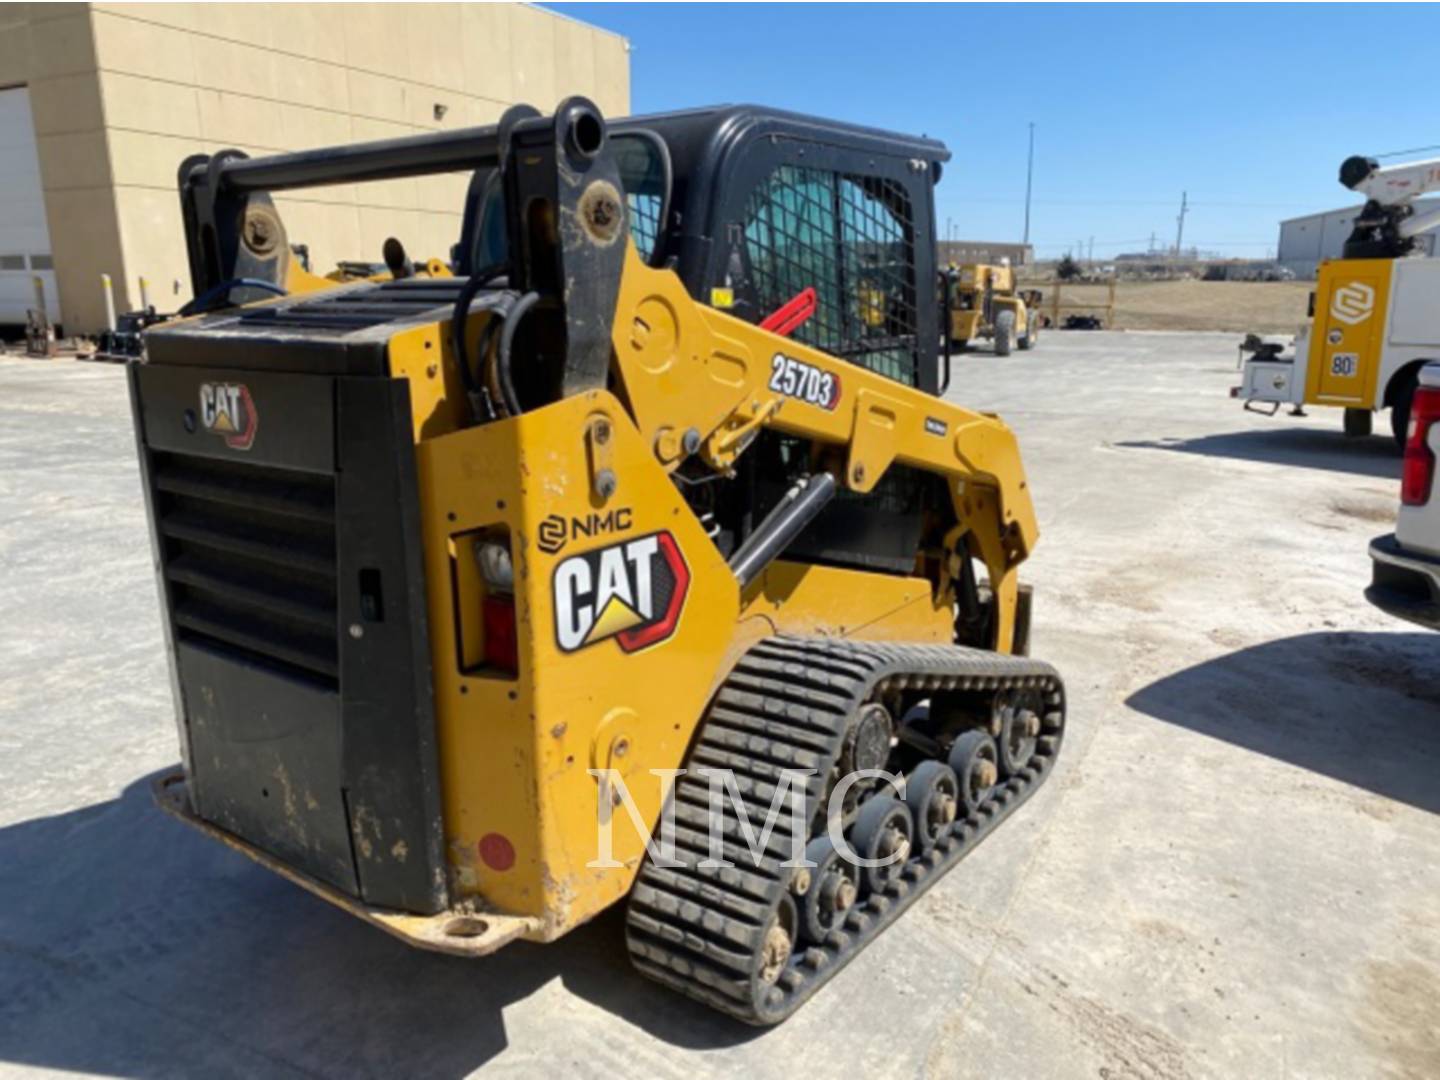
475 540 514 592
1402 385 1440 506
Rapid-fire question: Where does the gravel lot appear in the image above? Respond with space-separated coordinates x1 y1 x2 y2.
1 332 1436 1079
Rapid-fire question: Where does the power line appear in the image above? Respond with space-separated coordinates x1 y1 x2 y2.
1371 143 1440 160
960 197 1176 207
1190 200 1312 208
949 196 1304 209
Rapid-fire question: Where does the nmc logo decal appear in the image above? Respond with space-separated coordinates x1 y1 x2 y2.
1329 281 1375 326
552 531 689 653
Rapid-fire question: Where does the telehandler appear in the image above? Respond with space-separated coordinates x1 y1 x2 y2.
942 260 1041 355
130 100 1066 1024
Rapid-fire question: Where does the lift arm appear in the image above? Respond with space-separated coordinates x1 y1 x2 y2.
1339 154 1440 255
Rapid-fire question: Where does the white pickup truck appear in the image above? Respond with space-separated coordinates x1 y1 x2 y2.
1367 363 1440 629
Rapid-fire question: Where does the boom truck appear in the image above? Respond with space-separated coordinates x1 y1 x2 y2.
1234 153 1440 445
128 100 1065 1024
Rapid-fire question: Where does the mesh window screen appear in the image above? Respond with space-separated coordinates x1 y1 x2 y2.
627 193 661 262
615 137 665 264
741 165 918 385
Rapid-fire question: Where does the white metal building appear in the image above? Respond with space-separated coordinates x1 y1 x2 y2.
938 241 1032 266
0 87 60 326
1277 200 1440 278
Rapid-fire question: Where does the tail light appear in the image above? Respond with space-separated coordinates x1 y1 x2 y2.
474 539 518 674
446 534 520 676
481 595 519 673
1401 385 1440 506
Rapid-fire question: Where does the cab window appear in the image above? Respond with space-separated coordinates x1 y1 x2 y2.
739 164 918 386
465 133 667 272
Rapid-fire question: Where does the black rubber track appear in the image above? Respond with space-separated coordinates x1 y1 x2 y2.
624 635 1066 1024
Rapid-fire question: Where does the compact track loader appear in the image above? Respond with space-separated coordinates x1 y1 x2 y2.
131 100 1066 1024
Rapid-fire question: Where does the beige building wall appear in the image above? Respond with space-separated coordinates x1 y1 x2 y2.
0 2 630 333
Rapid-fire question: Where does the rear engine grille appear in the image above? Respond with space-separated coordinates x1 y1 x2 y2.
238 278 466 333
152 452 338 687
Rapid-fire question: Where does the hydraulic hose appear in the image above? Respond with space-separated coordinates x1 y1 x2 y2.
496 291 541 418
449 261 508 396
179 277 286 316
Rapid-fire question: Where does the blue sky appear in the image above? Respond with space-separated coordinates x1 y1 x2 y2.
548 3 1440 259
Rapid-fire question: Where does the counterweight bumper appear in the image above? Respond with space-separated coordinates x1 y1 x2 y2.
152 770 541 957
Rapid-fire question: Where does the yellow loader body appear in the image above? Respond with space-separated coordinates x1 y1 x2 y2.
134 101 1064 1024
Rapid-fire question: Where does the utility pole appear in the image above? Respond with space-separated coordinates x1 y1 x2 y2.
1148 231 1156 254
1174 191 1188 258
1022 121 1035 247
1087 236 1094 266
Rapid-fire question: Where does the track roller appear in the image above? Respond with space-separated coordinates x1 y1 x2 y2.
798 835 859 945
996 687 1043 777
904 760 960 854
948 729 999 814
758 895 798 987
850 795 913 895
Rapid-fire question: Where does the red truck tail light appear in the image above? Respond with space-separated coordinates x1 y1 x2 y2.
1401 385 1440 506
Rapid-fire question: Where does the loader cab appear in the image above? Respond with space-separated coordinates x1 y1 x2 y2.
456 105 950 395
454 106 953 579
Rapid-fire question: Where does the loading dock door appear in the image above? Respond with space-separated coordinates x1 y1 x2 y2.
0 87 60 327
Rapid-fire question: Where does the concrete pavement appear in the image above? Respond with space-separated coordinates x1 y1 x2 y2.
0 332 1435 1078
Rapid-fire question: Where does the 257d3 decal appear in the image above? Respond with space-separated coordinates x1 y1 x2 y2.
552 531 689 653
769 353 840 410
